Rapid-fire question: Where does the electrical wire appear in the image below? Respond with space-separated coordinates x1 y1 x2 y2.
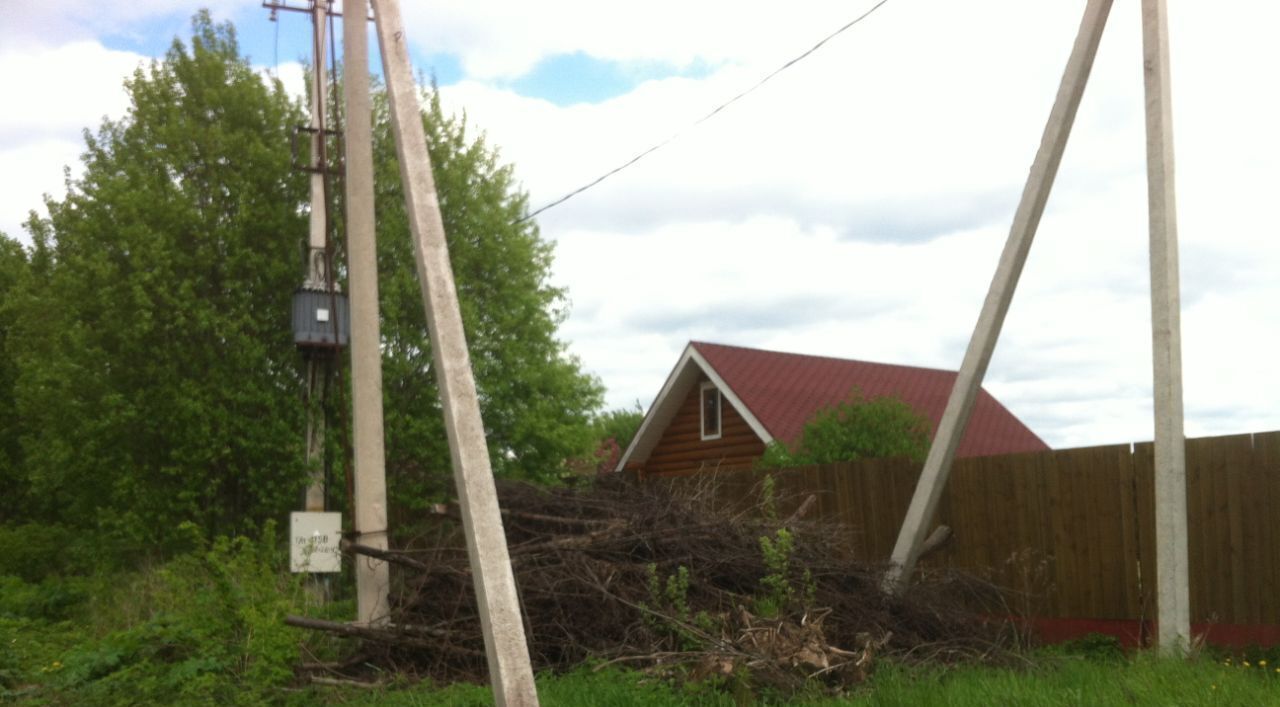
516 0 893 224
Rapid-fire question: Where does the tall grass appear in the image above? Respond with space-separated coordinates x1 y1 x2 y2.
1 522 347 705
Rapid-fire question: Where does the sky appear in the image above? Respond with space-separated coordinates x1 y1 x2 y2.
2 1 1277 450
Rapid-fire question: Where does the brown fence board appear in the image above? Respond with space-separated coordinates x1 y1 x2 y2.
1224 436 1250 623
1132 442 1157 626
1184 437 1206 622
1254 427 1274 622
1076 445 1131 619
643 430 1280 626
1114 445 1142 618
1239 437 1265 625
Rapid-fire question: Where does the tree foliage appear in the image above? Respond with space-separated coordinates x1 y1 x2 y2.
588 403 646 473
755 388 930 469
371 87 603 497
1 14 603 549
0 234 28 520
8 14 309 547
591 403 645 453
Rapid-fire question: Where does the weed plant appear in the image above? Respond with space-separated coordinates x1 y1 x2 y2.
1 521 333 704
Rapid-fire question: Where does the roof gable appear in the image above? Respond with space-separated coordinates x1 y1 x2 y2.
691 341 1048 458
616 344 773 470
618 341 1048 471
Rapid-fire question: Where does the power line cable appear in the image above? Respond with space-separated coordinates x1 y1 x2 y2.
516 0 893 225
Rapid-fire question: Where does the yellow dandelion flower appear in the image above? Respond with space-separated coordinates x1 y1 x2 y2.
1260 660 1268 667
1244 661 1251 667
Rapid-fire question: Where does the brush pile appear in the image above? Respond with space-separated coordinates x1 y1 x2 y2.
291 473 1010 692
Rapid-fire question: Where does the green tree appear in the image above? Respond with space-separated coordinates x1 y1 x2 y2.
755 388 930 469
583 403 646 474
7 13 604 550
592 403 645 452
0 233 28 520
372 87 603 496
11 14 309 549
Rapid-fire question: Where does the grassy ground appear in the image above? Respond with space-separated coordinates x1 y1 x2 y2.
4 522 1278 706
8 608 1280 705
297 654 1280 707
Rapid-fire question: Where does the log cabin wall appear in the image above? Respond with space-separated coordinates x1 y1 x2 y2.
643 376 766 476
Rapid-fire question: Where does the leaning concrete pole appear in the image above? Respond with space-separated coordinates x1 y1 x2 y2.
370 1 539 704
343 0 392 627
882 0 1114 593
1140 0 1191 653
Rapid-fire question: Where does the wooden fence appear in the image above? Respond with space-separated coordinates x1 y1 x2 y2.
646 431 1280 628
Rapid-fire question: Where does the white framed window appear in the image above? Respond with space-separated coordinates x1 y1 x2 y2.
700 382 722 441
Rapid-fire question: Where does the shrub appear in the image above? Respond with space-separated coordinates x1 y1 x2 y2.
756 388 930 470
50 524 310 703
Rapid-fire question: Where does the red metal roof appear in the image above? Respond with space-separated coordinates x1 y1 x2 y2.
692 341 1048 459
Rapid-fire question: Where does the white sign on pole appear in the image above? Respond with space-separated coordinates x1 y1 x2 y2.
290 512 342 573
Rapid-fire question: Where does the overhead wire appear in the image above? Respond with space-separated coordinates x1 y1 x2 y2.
516 0 893 225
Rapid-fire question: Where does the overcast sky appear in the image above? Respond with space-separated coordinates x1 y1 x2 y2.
3 1 1277 450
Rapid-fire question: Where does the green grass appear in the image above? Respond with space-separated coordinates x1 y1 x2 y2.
853 654 1280 706
3 524 1278 706
309 667 742 706
298 654 1280 707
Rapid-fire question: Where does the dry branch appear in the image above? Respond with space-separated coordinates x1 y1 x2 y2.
291 475 1009 692
341 540 432 571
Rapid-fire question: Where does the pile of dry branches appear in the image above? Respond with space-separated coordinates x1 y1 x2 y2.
291 474 1011 691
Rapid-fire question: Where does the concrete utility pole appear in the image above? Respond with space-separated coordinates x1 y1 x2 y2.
882 0 1193 651
370 0 539 704
1141 0 1191 653
303 0 330 514
343 0 392 627
882 0 1114 593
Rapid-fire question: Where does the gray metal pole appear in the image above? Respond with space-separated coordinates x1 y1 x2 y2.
369 1 539 703
1140 0 1191 653
882 0 1114 594
343 0 392 627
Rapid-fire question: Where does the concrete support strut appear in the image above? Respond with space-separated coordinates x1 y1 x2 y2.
1141 0 1191 653
343 1 392 627
369 1 539 704
882 0 1114 594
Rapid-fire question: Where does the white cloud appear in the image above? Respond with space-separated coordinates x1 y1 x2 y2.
0 140 80 239
0 41 146 240
436 1 1280 447
2 0 1277 450
400 0 865 80
0 41 143 149
0 30 304 242
258 60 308 103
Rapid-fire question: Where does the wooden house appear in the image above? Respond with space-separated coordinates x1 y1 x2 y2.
617 341 1048 476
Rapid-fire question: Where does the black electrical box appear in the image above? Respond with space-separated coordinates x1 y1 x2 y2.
292 288 349 350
